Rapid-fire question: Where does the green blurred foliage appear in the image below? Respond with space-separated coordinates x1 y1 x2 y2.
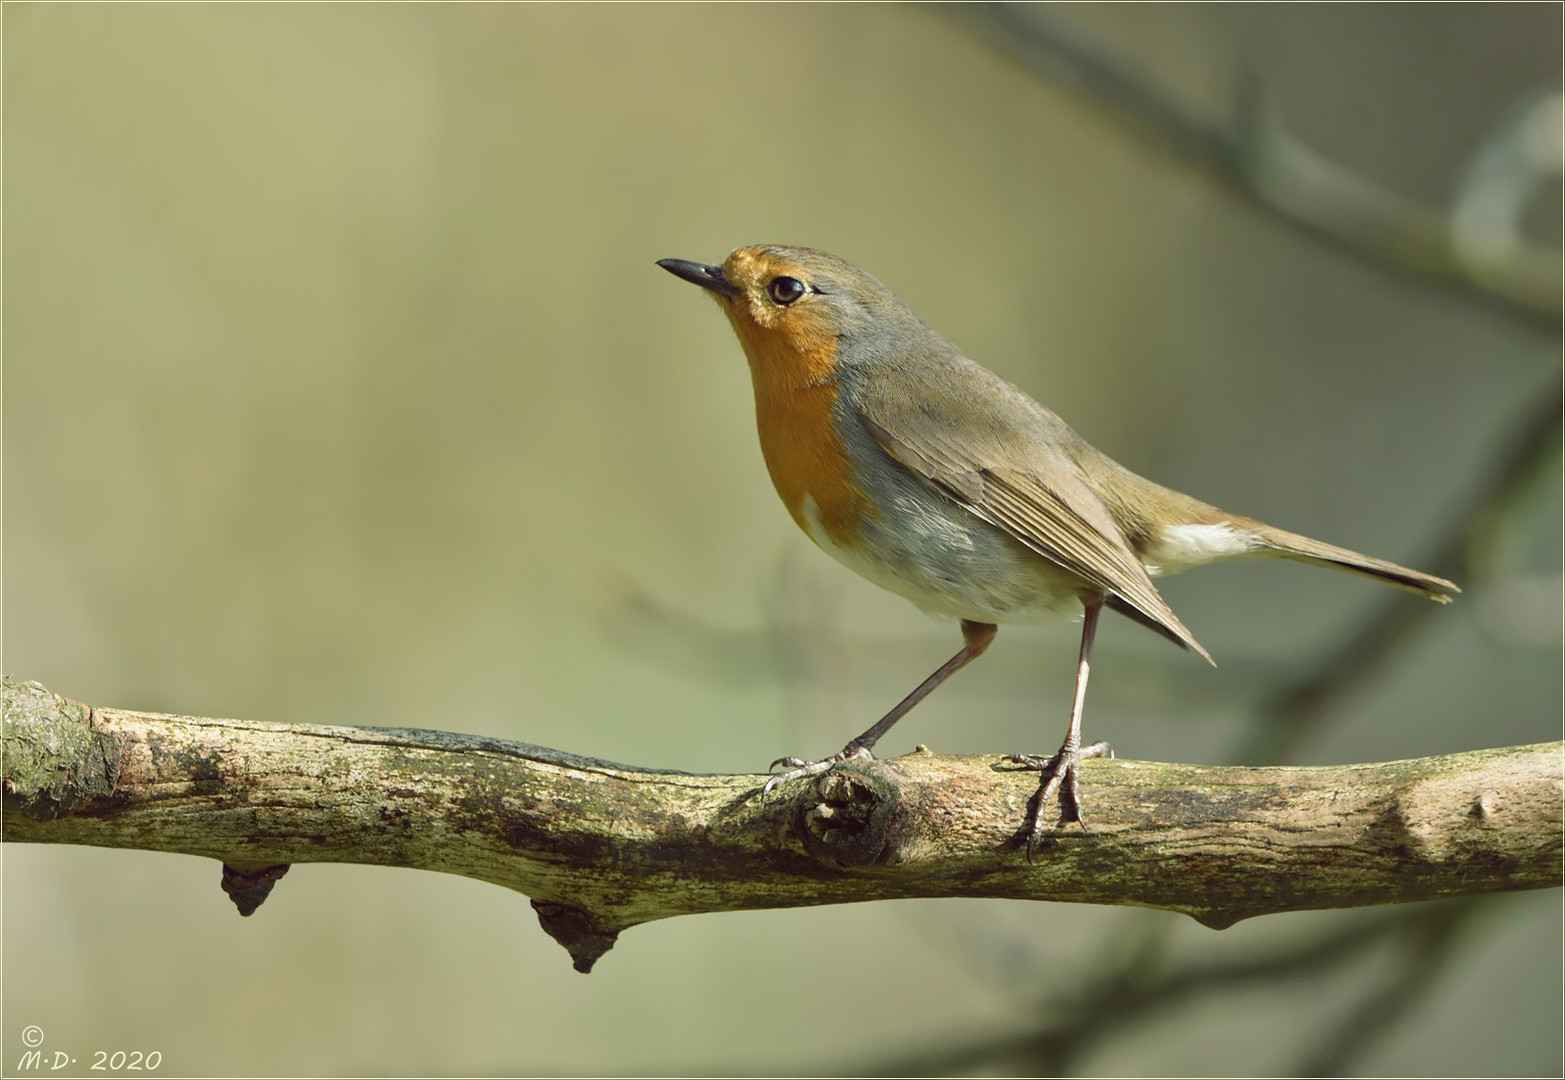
5 4 1559 1076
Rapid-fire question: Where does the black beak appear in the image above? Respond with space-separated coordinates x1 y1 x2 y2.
657 258 739 297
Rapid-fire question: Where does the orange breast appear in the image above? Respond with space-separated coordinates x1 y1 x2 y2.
728 316 874 546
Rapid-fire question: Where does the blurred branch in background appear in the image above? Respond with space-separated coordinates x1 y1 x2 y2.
1295 900 1477 1077
1246 370 1563 765
938 3 1563 332
866 898 1483 1076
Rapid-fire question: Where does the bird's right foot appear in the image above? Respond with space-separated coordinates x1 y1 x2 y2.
762 743 875 795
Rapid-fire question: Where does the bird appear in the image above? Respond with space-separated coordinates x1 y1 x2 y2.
657 245 1458 854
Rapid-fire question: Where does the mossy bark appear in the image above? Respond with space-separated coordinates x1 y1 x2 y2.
4 677 1559 972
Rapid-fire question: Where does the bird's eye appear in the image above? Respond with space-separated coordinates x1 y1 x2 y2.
767 276 806 306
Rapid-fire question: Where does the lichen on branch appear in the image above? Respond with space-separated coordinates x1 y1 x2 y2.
3 677 1559 972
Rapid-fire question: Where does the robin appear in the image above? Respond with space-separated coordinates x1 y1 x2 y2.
658 245 1457 853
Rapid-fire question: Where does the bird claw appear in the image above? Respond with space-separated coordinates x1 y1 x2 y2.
761 744 874 795
1007 740 1113 860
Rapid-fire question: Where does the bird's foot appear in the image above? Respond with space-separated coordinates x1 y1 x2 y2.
762 743 875 795
1003 740 1113 860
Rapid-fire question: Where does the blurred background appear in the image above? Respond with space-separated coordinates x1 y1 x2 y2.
5 3 1560 1076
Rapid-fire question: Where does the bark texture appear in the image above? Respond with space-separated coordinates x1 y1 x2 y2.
4 678 1559 971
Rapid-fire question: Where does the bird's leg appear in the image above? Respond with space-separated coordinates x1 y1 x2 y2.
1007 596 1111 858
764 620 998 794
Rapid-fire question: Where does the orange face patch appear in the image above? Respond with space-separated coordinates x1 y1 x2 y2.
718 248 837 371
715 248 874 546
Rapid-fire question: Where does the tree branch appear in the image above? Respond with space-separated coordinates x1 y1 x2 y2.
940 3 1562 331
4 678 1559 972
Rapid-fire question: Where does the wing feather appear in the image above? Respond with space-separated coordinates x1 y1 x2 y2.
858 404 1212 663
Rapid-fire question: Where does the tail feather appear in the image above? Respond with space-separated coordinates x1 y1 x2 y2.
1242 520 1458 602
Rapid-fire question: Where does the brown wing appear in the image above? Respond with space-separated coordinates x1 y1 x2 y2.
857 406 1213 664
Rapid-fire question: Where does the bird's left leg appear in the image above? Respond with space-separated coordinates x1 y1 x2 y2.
1007 595 1112 858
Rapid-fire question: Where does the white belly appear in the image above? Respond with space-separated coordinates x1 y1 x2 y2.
801 493 1085 624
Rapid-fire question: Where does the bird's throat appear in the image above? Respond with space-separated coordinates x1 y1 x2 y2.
728 320 872 547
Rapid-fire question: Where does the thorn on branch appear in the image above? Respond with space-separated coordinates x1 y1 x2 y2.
221 863 292 917
1188 907 1242 931
531 900 621 974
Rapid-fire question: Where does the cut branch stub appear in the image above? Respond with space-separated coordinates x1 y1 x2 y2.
3 680 125 820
